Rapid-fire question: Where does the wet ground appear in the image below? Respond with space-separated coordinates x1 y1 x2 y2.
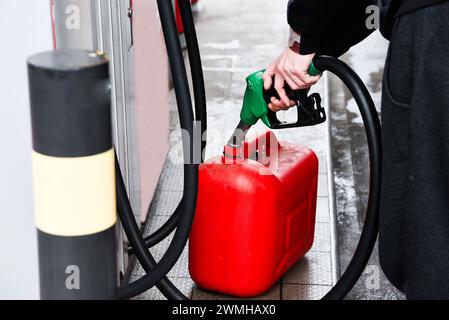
329 31 405 299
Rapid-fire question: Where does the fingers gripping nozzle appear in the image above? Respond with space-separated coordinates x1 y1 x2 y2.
238 68 326 130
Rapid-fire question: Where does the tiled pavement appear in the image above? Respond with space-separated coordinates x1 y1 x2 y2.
130 0 338 300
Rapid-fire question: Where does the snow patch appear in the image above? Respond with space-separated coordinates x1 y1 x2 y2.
346 91 381 124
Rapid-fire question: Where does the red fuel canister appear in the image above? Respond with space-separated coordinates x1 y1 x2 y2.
189 131 319 297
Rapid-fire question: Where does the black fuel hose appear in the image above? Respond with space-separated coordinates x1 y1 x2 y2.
180 0 208 153
127 0 207 254
115 157 187 300
312 56 382 300
120 0 381 301
115 0 197 300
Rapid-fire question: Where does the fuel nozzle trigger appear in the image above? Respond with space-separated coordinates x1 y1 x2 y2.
238 70 326 130
263 86 326 129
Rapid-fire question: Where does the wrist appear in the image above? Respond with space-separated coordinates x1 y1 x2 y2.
288 29 301 54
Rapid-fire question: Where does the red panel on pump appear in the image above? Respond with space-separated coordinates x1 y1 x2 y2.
175 0 184 34
176 0 198 34
189 131 319 297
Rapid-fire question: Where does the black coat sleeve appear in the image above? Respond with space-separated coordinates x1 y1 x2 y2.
288 0 375 57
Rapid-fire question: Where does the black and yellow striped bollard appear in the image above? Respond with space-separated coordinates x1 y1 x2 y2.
28 49 117 299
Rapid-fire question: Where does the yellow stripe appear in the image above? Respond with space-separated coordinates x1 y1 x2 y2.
32 149 117 236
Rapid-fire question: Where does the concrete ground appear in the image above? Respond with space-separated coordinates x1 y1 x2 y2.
130 0 338 300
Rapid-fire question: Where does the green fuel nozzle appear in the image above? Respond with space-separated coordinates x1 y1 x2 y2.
239 70 273 128
227 62 325 149
226 71 269 149
308 61 321 77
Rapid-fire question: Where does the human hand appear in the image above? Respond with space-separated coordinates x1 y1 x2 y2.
263 48 321 112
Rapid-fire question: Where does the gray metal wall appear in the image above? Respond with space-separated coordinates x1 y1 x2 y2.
51 0 140 280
